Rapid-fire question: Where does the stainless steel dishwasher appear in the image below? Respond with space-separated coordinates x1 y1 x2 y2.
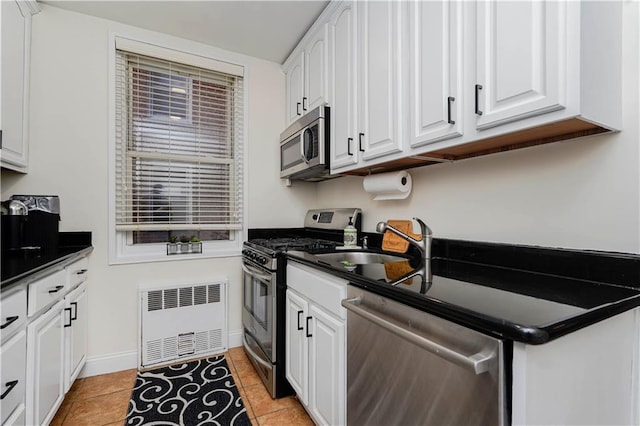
342 286 506 426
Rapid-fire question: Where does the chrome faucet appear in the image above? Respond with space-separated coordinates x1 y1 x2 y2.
361 236 368 249
376 217 432 285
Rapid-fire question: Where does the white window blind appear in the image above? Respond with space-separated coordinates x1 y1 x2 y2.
115 49 244 232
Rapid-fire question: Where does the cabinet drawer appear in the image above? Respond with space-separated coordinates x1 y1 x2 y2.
27 269 67 317
0 288 26 342
1 330 26 425
287 262 347 319
67 257 89 289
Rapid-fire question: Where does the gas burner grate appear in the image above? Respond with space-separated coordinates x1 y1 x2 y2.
248 237 339 252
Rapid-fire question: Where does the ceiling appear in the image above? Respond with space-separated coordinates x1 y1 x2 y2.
41 0 330 64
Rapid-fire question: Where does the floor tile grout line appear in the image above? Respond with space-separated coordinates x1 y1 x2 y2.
226 353 258 420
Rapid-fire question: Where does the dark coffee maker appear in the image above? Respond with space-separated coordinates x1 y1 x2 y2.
1 195 60 253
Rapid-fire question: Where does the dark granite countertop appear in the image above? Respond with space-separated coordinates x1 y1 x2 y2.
285 238 640 344
1 232 92 290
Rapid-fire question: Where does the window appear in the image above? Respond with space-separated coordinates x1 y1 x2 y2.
112 38 245 262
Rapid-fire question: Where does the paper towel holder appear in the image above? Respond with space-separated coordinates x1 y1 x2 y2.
363 170 412 201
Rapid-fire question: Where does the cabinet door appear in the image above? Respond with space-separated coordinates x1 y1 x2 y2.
26 300 65 426
308 305 345 426
65 282 88 392
1 330 26 425
1 0 28 171
475 0 565 130
285 53 304 126
409 0 463 148
357 0 404 160
329 1 358 171
285 290 309 405
304 24 328 112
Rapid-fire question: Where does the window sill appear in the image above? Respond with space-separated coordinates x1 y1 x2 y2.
109 240 242 265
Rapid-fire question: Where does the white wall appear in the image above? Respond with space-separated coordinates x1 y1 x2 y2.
0 4 315 370
315 1 640 255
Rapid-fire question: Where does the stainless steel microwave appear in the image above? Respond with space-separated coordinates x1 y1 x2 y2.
280 105 330 181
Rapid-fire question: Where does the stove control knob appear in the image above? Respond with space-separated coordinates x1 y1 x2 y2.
258 256 267 265
250 252 257 260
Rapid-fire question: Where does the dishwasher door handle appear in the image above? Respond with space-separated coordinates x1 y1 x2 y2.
341 297 495 375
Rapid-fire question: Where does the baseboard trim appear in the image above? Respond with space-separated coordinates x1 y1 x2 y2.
228 329 243 348
79 329 244 378
79 350 138 378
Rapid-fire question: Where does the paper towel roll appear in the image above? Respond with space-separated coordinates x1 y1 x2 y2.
362 171 412 201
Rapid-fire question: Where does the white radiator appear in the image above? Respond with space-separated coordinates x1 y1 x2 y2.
139 280 227 368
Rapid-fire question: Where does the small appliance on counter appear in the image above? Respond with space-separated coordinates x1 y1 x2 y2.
1 195 61 253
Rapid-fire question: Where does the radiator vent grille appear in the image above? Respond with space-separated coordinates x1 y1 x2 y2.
146 283 222 312
140 281 227 368
208 284 221 303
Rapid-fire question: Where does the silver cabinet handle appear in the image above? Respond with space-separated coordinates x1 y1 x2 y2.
341 297 495 375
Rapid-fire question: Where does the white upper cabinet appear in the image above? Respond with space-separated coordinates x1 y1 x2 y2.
475 0 564 130
285 54 304 125
284 22 329 127
284 0 622 175
357 0 404 161
304 26 328 113
0 0 39 173
329 0 406 173
409 0 463 148
328 1 358 170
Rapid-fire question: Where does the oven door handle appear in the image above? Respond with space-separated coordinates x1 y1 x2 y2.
242 263 272 283
341 297 495 375
243 335 274 370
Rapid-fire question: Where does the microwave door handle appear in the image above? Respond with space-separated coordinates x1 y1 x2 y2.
301 128 311 164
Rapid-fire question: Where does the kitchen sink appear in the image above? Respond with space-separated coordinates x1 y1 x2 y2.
313 251 410 265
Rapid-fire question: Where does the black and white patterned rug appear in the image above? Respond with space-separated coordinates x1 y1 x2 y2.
126 355 252 426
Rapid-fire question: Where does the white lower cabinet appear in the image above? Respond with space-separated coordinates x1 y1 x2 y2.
307 304 345 426
64 282 88 392
285 262 346 426
285 289 309 404
26 299 65 426
1 253 90 426
0 330 26 425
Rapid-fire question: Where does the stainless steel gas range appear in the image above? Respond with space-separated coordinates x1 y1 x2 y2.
241 208 361 398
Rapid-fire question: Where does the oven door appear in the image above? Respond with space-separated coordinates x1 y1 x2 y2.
242 260 276 362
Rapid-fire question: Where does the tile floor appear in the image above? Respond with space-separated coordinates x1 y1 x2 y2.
51 347 314 426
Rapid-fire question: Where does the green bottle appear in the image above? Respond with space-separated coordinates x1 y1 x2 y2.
343 216 357 247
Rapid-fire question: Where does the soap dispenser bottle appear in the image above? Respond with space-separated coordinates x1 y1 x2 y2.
344 216 357 247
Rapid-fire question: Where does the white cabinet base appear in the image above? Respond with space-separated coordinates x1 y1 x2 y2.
512 309 638 425
26 300 65 426
285 262 347 426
